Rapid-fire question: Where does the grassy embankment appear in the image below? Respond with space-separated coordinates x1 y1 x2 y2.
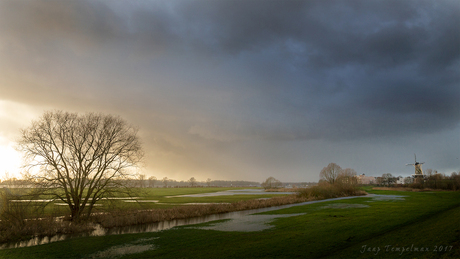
1 187 459 258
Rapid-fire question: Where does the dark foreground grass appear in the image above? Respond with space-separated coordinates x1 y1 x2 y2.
1 189 459 258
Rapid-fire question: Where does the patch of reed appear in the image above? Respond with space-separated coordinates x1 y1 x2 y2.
0 190 94 244
91 195 308 228
0 217 94 244
93 186 367 229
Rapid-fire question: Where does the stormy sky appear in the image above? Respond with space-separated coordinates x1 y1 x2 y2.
0 0 459 182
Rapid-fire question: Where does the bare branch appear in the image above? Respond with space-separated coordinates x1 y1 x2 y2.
16 111 144 222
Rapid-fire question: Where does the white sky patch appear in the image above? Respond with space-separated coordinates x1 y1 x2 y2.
0 136 22 180
0 100 42 130
0 100 44 179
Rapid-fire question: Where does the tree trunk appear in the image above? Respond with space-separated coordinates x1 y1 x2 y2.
70 205 81 222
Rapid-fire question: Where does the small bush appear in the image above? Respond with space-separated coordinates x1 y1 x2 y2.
297 182 366 199
0 191 30 228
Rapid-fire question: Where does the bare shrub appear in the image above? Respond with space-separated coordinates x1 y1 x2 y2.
0 191 30 228
261 177 283 190
298 182 366 200
319 163 342 184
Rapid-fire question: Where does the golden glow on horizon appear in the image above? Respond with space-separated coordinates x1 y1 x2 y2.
0 100 43 180
0 141 22 180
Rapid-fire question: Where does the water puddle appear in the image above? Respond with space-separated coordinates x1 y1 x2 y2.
54 203 103 206
366 194 406 202
10 199 54 203
166 189 295 198
320 203 370 209
89 244 154 258
123 200 159 203
183 202 231 205
9 197 143 203
87 237 158 258
191 213 306 232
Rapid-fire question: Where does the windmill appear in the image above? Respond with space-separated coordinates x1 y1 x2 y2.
406 154 424 177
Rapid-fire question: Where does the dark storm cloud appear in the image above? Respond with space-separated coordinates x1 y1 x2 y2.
0 0 458 180
1 0 459 134
169 0 460 140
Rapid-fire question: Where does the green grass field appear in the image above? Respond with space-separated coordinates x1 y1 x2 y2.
4 187 289 215
1 187 459 258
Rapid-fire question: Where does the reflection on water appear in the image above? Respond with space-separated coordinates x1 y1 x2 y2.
192 213 306 232
370 194 406 201
88 243 155 258
1 195 373 250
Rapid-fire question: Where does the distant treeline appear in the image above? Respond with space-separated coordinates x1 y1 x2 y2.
411 172 460 190
0 177 317 189
149 180 262 188
375 171 460 191
284 182 317 187
0 178 261 188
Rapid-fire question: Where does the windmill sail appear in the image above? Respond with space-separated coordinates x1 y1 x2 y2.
406 154 424 175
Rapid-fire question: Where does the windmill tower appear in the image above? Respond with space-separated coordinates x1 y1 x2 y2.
406 154 424 182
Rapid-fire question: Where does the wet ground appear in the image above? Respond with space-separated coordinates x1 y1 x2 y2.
0 194 403 249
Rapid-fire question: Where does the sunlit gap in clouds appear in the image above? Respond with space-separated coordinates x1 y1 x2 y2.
0 100 44 180
0 137 22 180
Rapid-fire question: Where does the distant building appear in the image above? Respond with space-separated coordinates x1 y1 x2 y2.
357 174 375 185
396 176 405 185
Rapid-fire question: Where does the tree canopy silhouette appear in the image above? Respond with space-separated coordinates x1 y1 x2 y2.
319 163 342 184
17 111 143 221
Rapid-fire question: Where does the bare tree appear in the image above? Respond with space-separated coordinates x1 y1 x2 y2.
404 177 413 185
148 176 157 188
261 177 283 190
381 173 396 186
319 163 342 184
16 111 143 222
338 168 358 185
188 177 197 187
206 178 212 187
138 174 146 188
162 177 168 188
425 169 433 177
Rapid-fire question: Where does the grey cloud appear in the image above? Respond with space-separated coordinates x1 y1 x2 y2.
0 0 458 180
0 0 123 50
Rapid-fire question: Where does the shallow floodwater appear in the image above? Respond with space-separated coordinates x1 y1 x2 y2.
87 240 156 258
166 189 295 198
367 194 406 201
0 194 395 249
191 213 306 232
